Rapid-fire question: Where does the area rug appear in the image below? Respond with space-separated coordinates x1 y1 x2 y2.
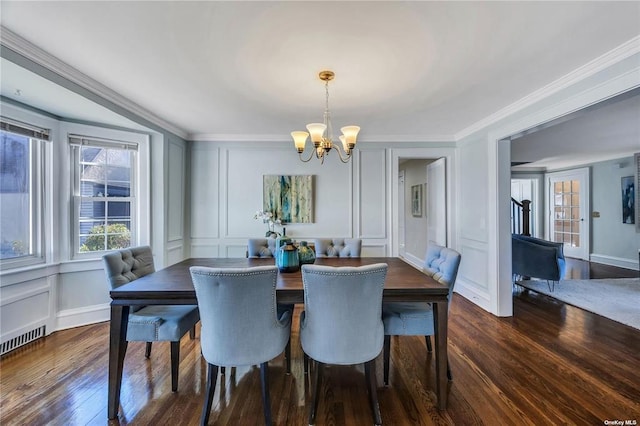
516 278 640 330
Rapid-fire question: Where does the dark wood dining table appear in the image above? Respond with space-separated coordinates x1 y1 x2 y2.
107 257 451 418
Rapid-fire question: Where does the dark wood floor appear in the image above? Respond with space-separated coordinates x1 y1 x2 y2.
564 257 638 279
1 262 638 425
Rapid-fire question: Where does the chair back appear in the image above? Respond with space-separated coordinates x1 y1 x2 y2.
102 246 155 289
247 238 277 258
423 242 461 300
314 238 362 257
189 265 290 367
300 263 387 365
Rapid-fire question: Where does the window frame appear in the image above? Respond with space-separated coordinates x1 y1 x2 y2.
70 134 143 259
0 126 48 270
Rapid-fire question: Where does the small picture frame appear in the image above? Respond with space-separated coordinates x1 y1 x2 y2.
621 175 635 224
411 184 422 217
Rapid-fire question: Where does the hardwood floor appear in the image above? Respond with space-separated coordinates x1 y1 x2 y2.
2 271 639 425
564 257 639 279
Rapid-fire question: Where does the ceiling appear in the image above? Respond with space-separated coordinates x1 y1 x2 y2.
0 1 639 167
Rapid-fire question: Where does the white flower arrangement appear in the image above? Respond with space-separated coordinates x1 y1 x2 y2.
253 209 282 237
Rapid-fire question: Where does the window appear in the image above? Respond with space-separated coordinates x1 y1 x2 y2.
71 136 137 256
0 119 48 268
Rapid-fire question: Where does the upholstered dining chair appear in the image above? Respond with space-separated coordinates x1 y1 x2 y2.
247 238 277 258
314 238 362 257
300 263 388 426
189 265 292 426
382 242 461 385
247 238 294 372
102 246 200 392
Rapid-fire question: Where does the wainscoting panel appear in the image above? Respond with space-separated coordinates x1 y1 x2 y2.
1 278 52 353
358 149 387 239
167 140 185 242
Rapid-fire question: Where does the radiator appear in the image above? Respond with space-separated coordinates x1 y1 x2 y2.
1 325 46 356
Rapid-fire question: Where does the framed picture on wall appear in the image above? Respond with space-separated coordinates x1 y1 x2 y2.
411 184 422 217
263 175 314 223
621 175 635 224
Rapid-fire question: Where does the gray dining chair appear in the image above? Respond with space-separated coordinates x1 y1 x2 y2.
247 238 277 258
247 238 294 372
300 263 388 426
190 265 292 426
382 242 461 385
314 238 362 257
102 246 200 392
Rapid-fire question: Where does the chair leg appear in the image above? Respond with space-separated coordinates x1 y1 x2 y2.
171 341 180 392
304 353 309 375
447 357 453 381
425 335 432 353
259 362 273 426
364 360 383 426
145 342 152 359
200 363 218 426
285 339 291 375
309 361 323 425
383 335 390 386
190 325 196 340
221 366 226 376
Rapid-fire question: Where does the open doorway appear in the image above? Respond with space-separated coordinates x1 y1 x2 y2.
397 157 447 268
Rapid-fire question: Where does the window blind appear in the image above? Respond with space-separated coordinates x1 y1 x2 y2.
0 116 50 141
68 134 138 151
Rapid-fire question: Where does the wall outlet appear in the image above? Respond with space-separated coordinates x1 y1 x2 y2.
592 211 601 218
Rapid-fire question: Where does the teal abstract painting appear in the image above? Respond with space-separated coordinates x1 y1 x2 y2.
263 175 313 223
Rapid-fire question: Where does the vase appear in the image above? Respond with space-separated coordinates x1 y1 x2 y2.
298 240 316 265
275 227 290 258
277 241 299 273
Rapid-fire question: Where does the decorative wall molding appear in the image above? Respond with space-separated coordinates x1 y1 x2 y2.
55 303 110 331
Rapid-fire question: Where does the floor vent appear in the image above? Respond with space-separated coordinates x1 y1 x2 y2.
1 326 46 356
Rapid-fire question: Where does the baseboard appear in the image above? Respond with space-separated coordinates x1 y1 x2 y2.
589 253 639 271
401 253 423 270
55 303 110 331
455 282 492 314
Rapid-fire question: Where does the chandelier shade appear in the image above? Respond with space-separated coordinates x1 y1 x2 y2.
291 70 359 164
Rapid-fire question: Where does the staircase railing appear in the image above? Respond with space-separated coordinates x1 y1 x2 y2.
511 198 531 236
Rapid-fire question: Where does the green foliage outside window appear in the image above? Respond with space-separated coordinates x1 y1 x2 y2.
80 223 130 252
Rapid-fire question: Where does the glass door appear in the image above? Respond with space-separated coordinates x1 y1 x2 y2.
546 168 590 260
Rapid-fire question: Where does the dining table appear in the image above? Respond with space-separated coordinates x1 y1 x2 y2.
107 257 451 419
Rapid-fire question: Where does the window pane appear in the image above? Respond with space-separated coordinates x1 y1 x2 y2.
0 131 32 260
554 182 562 193
106 201 130 219
572 235 580 247
75 143 134 254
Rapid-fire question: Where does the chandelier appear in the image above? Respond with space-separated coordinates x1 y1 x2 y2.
291 70 360 164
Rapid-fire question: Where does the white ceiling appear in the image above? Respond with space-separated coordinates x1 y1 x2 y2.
1 1 639 167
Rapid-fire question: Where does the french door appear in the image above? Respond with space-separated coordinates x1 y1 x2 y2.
546 168 590 260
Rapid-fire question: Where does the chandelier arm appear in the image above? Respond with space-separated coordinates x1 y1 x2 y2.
298 148 315 163
331 143 353 163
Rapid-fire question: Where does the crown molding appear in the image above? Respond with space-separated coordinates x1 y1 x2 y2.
189 132 456 143
0 26 189 140
455 35 640 141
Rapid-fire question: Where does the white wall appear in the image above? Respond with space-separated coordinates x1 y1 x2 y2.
591 156 640 269
189 142 389 257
